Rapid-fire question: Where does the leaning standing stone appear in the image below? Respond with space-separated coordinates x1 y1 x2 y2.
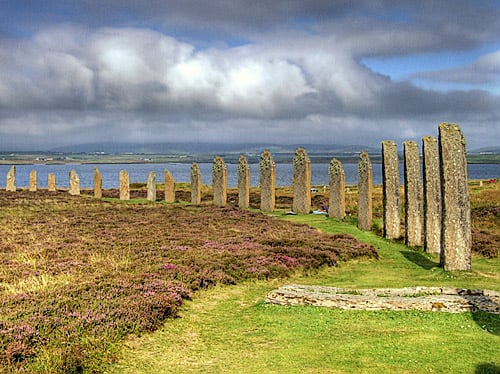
120 170 130 200
48 173 56 191
238 155 250 209
439 123 471 271
292 147 311 214
191 163 201 205
328 158 345 219
164 169 175 203
212 156 227 207
69 169 80 196
29 170 37 192
94 167 102 198
357 151 372 231
147 172 156 201
403 141 422 247
422 136 441 254
381 140 401 239
6 166 16 192
260 151 276 211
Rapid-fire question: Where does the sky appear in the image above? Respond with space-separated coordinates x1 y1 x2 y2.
0 0 499 151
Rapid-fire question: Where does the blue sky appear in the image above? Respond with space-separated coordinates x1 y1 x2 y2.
0 1 499 150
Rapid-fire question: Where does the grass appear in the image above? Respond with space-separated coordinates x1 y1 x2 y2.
109 215 499 374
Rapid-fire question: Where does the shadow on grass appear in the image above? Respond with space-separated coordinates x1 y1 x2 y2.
401 250 440 270
469 310 500 336
475 363 500 373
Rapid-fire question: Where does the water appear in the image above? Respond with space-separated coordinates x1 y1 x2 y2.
0 162 498 189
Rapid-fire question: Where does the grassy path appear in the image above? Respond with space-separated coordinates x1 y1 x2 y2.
109 215 499 374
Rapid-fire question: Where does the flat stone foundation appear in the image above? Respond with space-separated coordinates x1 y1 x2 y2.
266 285 500 314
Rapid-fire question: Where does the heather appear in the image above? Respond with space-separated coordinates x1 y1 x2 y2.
0 190 376 372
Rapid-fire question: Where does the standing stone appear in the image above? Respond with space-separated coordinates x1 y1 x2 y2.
164 169 175 203
48 173 56 192
260 151 276 212
292 147 311 214
119 170 130 200
6 166 15 192
147 172 156 201
238 155 250 209
29 170 37 192
328 158 345 219
403 141 422 247
212 157 227 207
381 140 401 239
357 152 372 231
191 163 201 205
439 123 471 271
422 136 441 254
69 169 80 196
94 167 102 198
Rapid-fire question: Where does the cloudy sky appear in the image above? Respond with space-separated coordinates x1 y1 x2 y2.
0 1 499 151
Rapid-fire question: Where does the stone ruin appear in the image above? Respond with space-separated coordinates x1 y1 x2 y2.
48 173 56 192
69 169 80 196
260 150 276 212
357 151 372 231
328 158 345 219
422 136 441 254
212 156 227 207
147 172 156 202
238 155 250 209
190 163 201 205
119 170 130 200
381 140 400 239
6 166 15 192
29 170 37 192
403 141 422 247
164 169 175 203
292 147 311 214
94 167 102 198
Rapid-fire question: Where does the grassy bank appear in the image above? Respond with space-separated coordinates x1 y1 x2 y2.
110 215 499 374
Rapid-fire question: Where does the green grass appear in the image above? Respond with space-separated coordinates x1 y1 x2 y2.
109 214 500 374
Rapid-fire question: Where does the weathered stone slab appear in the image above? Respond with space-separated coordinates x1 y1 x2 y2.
29 170 37 192
119 170 130 200
6 166 16 192
381 140 400 239
94 167 102 198
164 169 175 203
238 155 250 209
266 285 500 314
328 158 345 219
422 136 441 254
48 173 56 192
69 169 80 196
439 123 471 271
404 141 422 247
260 151 276 212
191 163 201 205
212 157 227 207
292 147 311 214
357 151 372 231
147 172 156 201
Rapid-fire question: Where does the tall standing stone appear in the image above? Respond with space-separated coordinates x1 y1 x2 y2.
212 157 227 207
164 169 175 203
29 170 37 192
6 166 16 192
147 172 156 201
357 151 372 231
191 163 201 205
69 169 80 196
238 155 250 209
403 141 422 247
292 147 311 214
94 167 102 198
328 158 345 219
120 170 130 200
422 136 441 254
439 123 471 271
260 151 276 211
48 173 56 192
381 140 401 239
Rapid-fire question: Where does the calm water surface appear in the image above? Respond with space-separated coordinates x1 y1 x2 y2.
0 162 498 189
